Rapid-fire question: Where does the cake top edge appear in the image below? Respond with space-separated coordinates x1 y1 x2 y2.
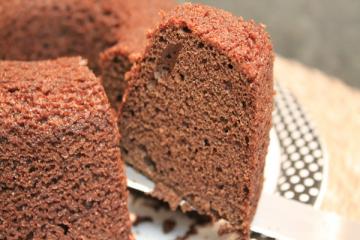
150 3 274 82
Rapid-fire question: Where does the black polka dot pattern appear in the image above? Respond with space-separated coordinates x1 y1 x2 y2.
274 83 326 205
251 83 327 240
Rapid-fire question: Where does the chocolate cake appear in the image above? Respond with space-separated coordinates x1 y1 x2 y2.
119 3 274 238
0 58 132 239
0 0 176 108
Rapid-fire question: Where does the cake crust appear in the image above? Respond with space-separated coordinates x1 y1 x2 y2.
0 57 132 239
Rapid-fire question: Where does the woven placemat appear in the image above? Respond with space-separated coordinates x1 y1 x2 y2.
275 56 360 222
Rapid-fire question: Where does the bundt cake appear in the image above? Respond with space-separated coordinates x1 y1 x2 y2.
0 0 176 108
0 58 132 239
119 3 274 238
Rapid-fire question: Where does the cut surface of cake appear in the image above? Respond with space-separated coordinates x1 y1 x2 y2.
119 3 274 237
0 58 132 239
0 0 176 109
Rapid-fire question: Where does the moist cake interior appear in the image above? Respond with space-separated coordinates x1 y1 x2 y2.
120 25 261 233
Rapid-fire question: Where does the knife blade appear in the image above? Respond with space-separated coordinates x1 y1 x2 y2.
126 165 360 240
253 192 360 240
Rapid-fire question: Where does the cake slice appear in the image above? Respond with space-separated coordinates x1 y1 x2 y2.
0 58 132 239
119 3 274 238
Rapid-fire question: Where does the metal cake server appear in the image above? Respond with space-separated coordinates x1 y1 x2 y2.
126 165 360 240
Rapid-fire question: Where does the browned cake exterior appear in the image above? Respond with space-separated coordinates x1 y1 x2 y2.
0 0 125 71
0 0 176 109
0 58 132 239
119 3 274 238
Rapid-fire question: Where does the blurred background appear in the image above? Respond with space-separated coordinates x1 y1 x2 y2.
180 0 360 88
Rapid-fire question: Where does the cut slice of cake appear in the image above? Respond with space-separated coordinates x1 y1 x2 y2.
119 3 274 238
0 58 132 239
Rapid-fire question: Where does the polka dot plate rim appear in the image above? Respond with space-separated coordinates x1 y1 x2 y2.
250 83 329 240
272 83 328 208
